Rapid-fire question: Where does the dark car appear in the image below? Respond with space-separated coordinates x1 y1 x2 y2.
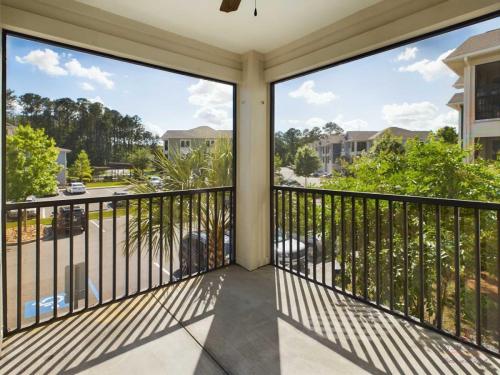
55 206 86 234
176 231 232 278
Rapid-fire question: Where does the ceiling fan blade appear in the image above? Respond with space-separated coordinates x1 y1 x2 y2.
220 0 241 13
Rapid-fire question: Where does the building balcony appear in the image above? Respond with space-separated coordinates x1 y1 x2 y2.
2 265 499 374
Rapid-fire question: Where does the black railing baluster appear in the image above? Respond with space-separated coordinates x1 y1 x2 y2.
363 198 368 300
369 198 373 299
99 202 103 304
148 197 153 289
282 190 286 269
53 205 58 319
198 193 202 272
159 197 164 285
403 202 409 317
435 205 442 330
69 204 74 313
375 199 381 305
454 206 461 337
474 208 481 346
229 190 233 264
85 202 89 308
17 209 21 329
321 193 326 284
296 192 300 275
351 196 356 296
332 195 336 288
340 196 346 292
389 200 394 310
274 189 278 266
2 207 7 333
312 192 317 281
113 201 117 300
137 199 141 293
35 207 40 324
169 196 174 282
497 210 500 352
214 192 218 269
304 192 309 278
179 195 184 278
125 200 130 296
189 194 193 275
222 191 226 267
206 192 210 271
289 190 293 273
418 203 424 323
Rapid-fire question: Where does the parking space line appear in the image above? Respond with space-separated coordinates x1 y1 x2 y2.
154 262 170 276
90 220 106 232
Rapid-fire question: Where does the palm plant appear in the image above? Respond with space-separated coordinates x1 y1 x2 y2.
126 138 233 276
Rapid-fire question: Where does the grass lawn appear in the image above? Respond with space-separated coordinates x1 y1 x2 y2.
86 181 129 188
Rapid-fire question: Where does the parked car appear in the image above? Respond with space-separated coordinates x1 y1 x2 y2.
311 172 322 177
55 206 86 234
109 191 128 208
176 231 232 278
283 179 301 187
149 176 163 188
66 182 86 194
7 195 37 221
274 230 307 270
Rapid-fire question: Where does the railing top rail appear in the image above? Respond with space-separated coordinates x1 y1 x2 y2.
274 185 500 211
5 186 233 209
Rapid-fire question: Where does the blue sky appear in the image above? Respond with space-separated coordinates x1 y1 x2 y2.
275 17 499 133
7 36 234 136
6 16 499 136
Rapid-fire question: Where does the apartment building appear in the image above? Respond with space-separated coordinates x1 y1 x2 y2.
161 125 232 159
314 127 430 173
444 28 500 160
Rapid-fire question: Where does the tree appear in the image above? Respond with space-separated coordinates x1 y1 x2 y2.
6 124 60 202
129 148 152 172
127 138 233 274
69 150 93 183
322 122 343 136
294 145 321 186
436 126 459 144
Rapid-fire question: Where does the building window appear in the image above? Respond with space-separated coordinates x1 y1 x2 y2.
357 141 367 152
164 140 169 152
475 61 500 120
180 140 191 148
206 139 215 147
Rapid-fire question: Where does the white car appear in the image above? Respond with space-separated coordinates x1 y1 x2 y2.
7 195 37 220
66 182 86 194
149 176 163 188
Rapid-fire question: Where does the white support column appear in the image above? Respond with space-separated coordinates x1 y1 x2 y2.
236 51 270 271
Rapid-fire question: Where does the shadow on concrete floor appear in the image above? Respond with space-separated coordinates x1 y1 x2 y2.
1 265 499 374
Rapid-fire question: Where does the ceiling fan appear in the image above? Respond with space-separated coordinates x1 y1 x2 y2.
220 0 258 16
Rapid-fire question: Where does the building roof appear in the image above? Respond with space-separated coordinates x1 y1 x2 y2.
447 92 464 110
161 126 232 140
368 127 430 141
315 134 344 146
453 76 464 89
446 28 500 60
344 131 377 142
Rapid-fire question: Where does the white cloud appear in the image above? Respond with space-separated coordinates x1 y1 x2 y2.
396 47 418 61
382 101 458 130
289 80 337 105
65 59 114 89
15 48 68 76
194 107 232 130
88 96 104 105
398 49 456 81
287 120 300 125
79 82 95 91
187 79 233 129
188 80 232 107
143 121 163 136
305 117 326 128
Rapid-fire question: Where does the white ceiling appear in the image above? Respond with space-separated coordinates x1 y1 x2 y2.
77 0 381 54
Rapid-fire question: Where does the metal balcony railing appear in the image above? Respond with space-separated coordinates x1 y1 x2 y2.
272 186 500 356
2 187 235 335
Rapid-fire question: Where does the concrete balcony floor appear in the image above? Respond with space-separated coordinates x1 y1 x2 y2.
1 265 499 374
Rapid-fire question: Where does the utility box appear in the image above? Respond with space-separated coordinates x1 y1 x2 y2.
65 263 86 308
